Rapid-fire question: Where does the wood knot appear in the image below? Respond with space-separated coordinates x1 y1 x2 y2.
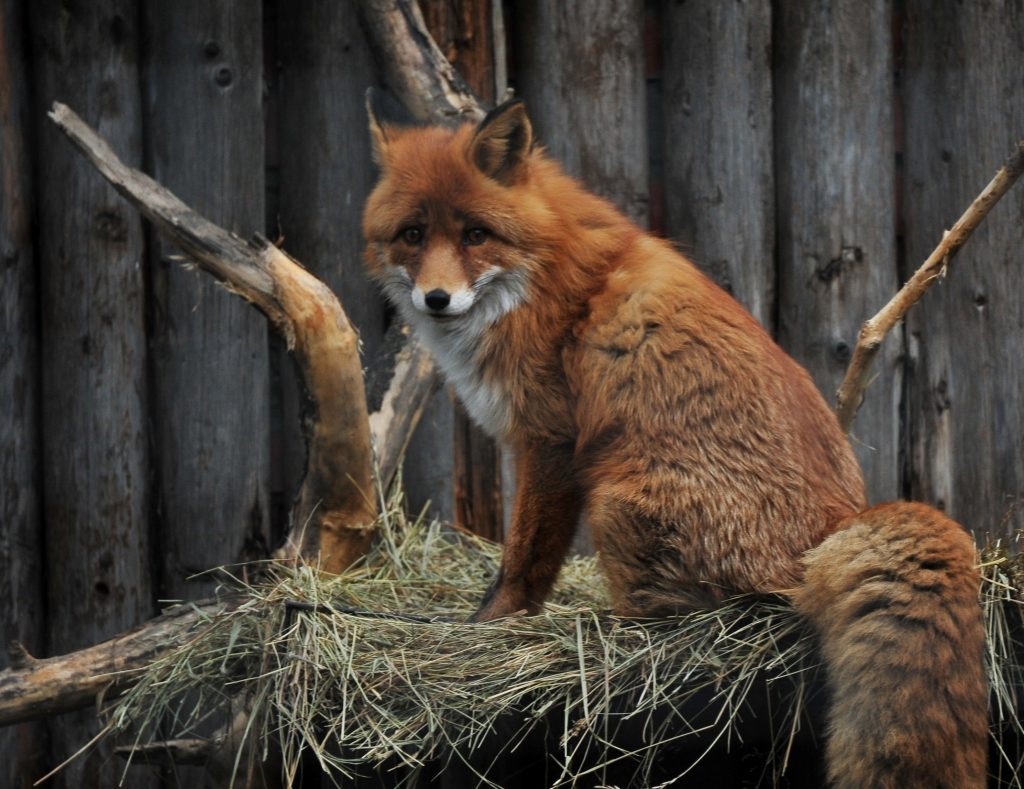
93 209 128 242
213 64 234 89
816 245 863 284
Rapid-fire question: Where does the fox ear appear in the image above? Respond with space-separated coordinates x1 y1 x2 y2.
469 100 533 185
366 88 390 168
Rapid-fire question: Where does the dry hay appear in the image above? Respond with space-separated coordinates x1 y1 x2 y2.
102 489 1024 787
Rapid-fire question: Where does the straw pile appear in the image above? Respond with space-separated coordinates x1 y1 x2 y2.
104 490 1024 787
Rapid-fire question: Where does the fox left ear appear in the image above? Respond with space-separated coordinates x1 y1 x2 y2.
469 100 533 185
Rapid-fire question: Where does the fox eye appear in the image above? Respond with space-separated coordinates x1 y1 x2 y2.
463 227 490 246
400 227 423 246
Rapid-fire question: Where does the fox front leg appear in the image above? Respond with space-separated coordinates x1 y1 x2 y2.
470 443 583 622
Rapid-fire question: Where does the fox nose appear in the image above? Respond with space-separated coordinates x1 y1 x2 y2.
424 289 451 311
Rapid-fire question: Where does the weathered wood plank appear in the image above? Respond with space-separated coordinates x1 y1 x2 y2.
421 0 506 540
138 11 268 785
773 0 900 502
511 0 647 552
512 0 649 226
354 0 459 523
453 398 505 541
274 0 392 523
402 391 456 523
140 1 271 601
661 0 775 327
902 2 1024 536
276 0 386 366
0 0 46 784
420 0 497 103
28 2 154 786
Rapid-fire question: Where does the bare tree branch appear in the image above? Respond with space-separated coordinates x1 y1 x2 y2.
369 334 441 487
113 708 280 789
49 102 377 572
836 139 1024 432
0 601 234 727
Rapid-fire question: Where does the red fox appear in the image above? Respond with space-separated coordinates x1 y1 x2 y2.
362 99 987 787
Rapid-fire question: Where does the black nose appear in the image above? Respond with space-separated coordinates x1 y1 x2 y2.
424 289 451 311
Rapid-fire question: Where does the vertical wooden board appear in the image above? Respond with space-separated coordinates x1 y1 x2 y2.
902 2 1024 536
453 398 504 540
276 0 385 362
274 0 396 519
510 0 647 551
403 390 456 523
773 0 900 502
512 0 649 226
421 0 506 539
661 0 775 327
509 0 648 548
141 1 270 601
0 2 46 786
29 1 154 786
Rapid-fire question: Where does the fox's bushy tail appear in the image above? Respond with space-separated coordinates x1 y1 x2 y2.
794 501 988 788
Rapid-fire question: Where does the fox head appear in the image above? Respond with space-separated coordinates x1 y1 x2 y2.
362 97 542 327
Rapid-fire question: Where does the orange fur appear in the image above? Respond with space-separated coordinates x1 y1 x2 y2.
362 100 987 785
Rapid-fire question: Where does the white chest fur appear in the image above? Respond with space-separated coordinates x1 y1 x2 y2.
386 266 529 440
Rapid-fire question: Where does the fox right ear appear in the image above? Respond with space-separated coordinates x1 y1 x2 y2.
469 100 533 185
366 88 390 168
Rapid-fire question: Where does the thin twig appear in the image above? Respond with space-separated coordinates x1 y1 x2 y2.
282 599 453 626
836 138 1024 432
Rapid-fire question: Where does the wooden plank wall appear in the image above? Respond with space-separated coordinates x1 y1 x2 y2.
662 0 775 328
773 1 901 502
513 0 649 227
29 2 156 787
141 2 271 603
0 1 45 785
1 1 1022 785
272 0 385 539
902 1 1024 535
